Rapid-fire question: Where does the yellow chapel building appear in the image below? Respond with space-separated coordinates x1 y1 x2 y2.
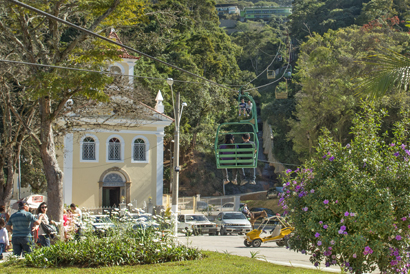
58 31 173 209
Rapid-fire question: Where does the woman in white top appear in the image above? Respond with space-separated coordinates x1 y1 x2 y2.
0 218 9 259
36 202 54 247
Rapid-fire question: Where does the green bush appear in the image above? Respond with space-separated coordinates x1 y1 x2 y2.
281 104 410 273
22 215 202 267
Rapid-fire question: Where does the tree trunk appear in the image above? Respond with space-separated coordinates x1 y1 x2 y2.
0 157 13 213
39 97 63 222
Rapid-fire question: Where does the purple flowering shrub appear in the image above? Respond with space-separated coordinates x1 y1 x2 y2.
280 105 410 273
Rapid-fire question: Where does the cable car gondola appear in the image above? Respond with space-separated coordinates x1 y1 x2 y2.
267 70 276 79
215 92 259 169
275 81 288 99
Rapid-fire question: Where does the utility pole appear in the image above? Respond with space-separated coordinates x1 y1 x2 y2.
167 77 187 236
169 140 174 193
172 90 180 236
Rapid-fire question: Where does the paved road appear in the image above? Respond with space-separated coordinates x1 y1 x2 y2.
178 233 341 273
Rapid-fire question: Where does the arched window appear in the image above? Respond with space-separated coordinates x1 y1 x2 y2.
108 138 121 160
133 139 146 161
82 137 96 160
110 66 122 74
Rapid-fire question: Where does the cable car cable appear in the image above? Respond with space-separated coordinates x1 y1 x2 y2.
7 0 237 92
0 59 222 85
242 44 292 92
241 43 282 88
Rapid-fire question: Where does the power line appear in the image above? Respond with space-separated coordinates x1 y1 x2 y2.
7 0 237 92
242 43 282 89
243 43 292 92
0 59 210 85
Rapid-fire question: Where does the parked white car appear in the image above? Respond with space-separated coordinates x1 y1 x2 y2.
215 202 244 212
178 214 218 236
215 211 252 235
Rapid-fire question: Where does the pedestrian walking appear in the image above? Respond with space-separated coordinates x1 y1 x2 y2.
6 201 44 256
36 202 55 247
0 218 9 259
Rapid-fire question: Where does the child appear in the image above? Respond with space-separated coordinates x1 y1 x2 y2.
238 98 246 117
0 218 9 260
246 100 253 117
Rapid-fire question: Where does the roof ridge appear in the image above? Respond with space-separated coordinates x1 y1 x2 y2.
139 102 174 121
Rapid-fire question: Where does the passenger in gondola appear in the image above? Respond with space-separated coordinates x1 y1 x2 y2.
238 98 246 117
238 133 256 185
219 134 238 185
246 100 253 117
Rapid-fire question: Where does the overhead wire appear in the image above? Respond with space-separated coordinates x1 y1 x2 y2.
241 43 282 89
7 0 237 92
242 43 292 92
0 59 212 85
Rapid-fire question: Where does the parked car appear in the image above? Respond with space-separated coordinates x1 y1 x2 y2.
266 188 280 199
89 215 116 236
129 213 160 229
215 212 252 235
250 208 275 217
184 201 209 211
216 202 244 211
178 214 217 236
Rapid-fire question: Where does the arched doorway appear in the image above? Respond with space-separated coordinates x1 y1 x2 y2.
102 173 124 207
98 167 131 207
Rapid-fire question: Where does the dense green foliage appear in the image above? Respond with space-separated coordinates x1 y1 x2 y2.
19 215 201 267
123 0 254 152
288 25 410 160
282 104 410 273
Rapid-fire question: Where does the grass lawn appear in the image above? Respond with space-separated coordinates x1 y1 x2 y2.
0 251 327 273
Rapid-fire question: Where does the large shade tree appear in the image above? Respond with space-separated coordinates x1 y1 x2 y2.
0 0 147 220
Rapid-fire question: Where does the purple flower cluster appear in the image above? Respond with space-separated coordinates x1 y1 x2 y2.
315 232 320 238
323 199 329 204
338 225 347 235
363 246 373 255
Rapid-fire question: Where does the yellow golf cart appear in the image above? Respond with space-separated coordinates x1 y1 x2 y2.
244 215 294 247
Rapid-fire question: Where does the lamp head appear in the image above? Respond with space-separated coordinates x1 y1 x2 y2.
166 78 174 86
182 102 187 107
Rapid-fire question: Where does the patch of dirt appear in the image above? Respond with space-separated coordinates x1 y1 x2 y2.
178 151 278 197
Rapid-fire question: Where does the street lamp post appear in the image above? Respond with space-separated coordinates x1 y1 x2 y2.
167 78 187 236
169 140 174 193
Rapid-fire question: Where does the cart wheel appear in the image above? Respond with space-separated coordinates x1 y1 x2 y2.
276 239 287 247
252 239 262 248
244 239 251 247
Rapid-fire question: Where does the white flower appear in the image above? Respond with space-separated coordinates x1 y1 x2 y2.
363 159 367 162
